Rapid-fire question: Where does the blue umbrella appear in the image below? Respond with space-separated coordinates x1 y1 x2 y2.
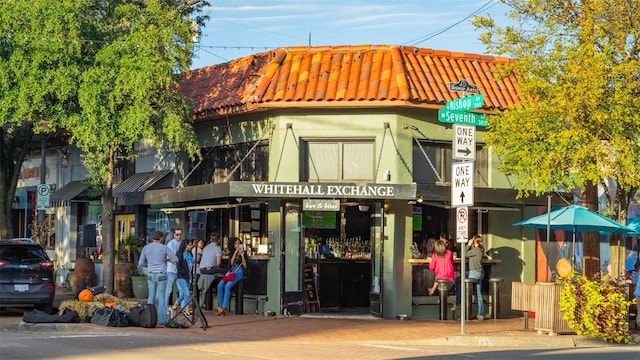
513 205 634 273
514 205 635 234
627 217 640 236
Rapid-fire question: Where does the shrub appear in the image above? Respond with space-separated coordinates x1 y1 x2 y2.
558 273 634 344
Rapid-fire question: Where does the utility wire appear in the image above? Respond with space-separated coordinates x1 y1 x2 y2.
403 0 498 46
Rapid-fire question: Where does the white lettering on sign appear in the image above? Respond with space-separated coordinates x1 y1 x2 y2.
250 184 395 197
451 162 474 207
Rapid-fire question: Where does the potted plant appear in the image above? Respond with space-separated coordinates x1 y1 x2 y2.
120 234 138 263
125 268 148 299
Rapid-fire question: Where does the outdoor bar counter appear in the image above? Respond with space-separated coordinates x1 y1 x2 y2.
409 258 501 296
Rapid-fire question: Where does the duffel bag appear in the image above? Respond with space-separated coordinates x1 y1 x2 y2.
126 303 157 328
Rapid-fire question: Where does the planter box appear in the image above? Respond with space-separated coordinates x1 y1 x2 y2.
533 282 572 335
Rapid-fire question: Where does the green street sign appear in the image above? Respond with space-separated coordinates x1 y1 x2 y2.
445 94 484 111
438 109 487 127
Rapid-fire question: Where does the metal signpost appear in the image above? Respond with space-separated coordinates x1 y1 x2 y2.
445 80 482 334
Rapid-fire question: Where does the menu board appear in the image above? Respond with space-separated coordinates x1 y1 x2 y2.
303 264 320 312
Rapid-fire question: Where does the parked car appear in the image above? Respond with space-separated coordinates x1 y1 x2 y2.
0 238 55 313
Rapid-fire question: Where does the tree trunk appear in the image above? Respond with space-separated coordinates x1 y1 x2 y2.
582 180 600 279
101 148 116 294
102 189 115 294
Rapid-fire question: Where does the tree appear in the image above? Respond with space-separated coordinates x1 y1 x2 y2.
61 0 206 294
1 0 206 293
474 0 640 277
0 0 92 238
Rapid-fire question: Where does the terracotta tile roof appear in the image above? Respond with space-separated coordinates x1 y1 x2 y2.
179 44 519 120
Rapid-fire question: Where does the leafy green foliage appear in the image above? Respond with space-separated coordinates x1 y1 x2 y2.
473 1 640 201
1 0 208 289
558 273 635 343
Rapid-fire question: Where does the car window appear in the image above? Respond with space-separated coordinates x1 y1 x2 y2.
0 246 48 262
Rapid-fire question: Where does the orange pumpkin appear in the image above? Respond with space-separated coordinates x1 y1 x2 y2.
556 258 573 277
104 302 117 308
78 289 94 302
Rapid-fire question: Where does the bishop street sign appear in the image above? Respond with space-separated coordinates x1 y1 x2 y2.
445 94 484 111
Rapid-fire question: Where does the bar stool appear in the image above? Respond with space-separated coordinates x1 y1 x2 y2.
436 280 453 320
489 277 504 319
464 278 479 320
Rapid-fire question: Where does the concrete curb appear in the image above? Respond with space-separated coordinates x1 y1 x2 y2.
18 321 143 336
396 335 608 348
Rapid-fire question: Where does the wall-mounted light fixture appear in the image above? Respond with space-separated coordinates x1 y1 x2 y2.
358 204 370 212
417 195 424 203
384 170 391 181
286 123 293 129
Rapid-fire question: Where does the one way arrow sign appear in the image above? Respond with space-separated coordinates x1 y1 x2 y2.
453 124 475 160
452 161 474 207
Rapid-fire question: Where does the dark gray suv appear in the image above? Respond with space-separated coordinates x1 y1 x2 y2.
0 238 55 313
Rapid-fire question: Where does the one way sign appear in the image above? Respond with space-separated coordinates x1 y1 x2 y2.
453 124 475 160
452 161 474 207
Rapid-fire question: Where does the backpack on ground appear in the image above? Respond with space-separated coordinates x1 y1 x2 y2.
126 303 157 328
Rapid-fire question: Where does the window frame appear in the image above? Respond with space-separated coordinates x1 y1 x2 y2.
302 138 376 182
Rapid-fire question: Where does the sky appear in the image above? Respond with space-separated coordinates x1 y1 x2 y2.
190 0 512 70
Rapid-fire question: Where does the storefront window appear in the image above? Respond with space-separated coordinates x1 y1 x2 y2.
413 141 488 186
304 139 374 181
188 141 269 185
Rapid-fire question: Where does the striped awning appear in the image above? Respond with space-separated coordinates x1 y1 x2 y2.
49 181 90 207
113 170 173 205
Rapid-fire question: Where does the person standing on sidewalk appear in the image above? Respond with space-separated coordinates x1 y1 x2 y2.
632 260 640 328
164 228 182 308
138 231 178 326
454 234 485 319
173 238 194 313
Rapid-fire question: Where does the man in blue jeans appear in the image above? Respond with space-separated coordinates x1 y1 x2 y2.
454 234 485 320
164 228 182 309
138 231 178 326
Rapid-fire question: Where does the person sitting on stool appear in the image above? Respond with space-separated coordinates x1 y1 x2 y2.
216 238 246 316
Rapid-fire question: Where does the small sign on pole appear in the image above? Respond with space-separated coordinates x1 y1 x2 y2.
452 124 476 161
36 184 50 210
451 162 474 207
456 207 469 243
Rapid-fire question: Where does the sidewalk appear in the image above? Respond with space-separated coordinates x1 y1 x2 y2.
41 286 636 349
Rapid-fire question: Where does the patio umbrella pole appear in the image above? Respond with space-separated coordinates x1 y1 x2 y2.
546 194 551 282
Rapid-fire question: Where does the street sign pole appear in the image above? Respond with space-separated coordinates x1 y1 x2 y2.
445 79 482 335
456 206 469 333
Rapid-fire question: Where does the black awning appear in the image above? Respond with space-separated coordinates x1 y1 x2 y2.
113 170 174 205
49 181 90 207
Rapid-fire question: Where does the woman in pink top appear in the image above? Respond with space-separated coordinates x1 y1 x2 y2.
428 239 455 295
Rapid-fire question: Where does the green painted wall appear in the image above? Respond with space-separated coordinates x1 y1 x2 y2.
193 107 541 317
